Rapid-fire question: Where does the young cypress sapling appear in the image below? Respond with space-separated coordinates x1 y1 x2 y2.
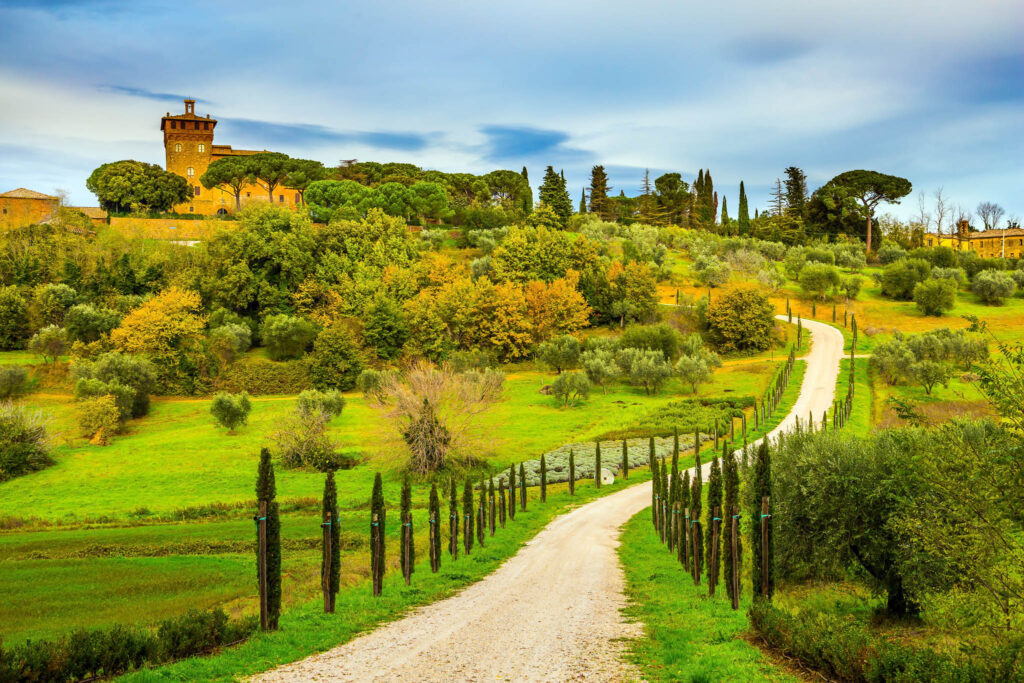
256 448 282 627
449 476 458 559
621 439 629 480
400 475 413 584
463 479 474 555
519 463 527 510
569 448 576 495
706 452 723 591
428 483 441 572
488 478 496 535
540 454 547 502
508 464 516 520
370 471 385 597
751 440 774 600
594 440 602 488
651 455 660 529
477 478 486 546
320 470 340 612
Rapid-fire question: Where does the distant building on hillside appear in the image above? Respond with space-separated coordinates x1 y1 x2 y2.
161 99 301 215
0 187 106 231
925 219 1024 259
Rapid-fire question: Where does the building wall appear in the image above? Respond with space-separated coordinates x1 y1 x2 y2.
109 216 236 241
924 232 1024 259
0 196 58 230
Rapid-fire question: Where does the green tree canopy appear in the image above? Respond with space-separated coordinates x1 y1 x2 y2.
87 160 192 213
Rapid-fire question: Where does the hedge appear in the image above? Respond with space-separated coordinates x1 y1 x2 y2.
211 357 311 395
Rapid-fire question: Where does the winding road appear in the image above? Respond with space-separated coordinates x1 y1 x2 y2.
256 317 844 683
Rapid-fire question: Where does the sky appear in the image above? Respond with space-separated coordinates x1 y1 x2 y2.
1 0 1022 224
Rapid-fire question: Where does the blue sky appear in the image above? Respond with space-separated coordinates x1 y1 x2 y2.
1 0 1022 225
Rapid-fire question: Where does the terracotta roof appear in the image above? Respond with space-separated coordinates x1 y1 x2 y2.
68 206 108 219
0 188 58 200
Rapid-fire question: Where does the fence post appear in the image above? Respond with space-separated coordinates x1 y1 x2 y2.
322 511 332 612
257 499 268 630
710 505 720 597
730 505 740 610
761 496 771 598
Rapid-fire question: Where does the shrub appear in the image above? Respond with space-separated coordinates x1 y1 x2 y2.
208 323 252 366
840 275 863 300
64 304 121 342
211 357 310 395
675 335 722 393
756 266 787 292
261 314 317 361
880 258 931 300
620 323 685 361
692 254 730 287
798 263 841 300
931 266 967 287
537 334 581 373
0 285 30 350
77 395 121 444
363 296 409 360
72 352 155 418
0 401 52 481
272 408 354 471
616 348 673 395
972 269 1016 305
0 366 29 399
1011 269 1024 291
580 347 617 393
551 371 591 407
28 325 69 364
210 392 252 433
913 278 957 316
877 243 906 264
910 359 953 394
31 283 77 327
308 323 364 391
704 286 775 352
295 389 345 419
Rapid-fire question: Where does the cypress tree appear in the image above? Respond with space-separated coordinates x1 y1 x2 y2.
720 195 730 233
651 455 660 529
594 440 602 488
579 188 586 214
508 464 516 520
321 470 340 612
498 480 507 528
370 472 385 597
569 449 576 495
751 440 774 600
706 453 723 591
723 452 741 604
477 478 486 546
488 479 496 536
681 470 691 568
621 439 629 480
539 165 572 227
667 459 677 551
463 479 474 555
519 463 527 511
520 166 533 213
540 454 547 502
428 483 441 572
449 477 458 559
400 475 414 584
589 164 611 218
256 448 281 627
660 457 669 543
691 451 703 583
737 181 750 234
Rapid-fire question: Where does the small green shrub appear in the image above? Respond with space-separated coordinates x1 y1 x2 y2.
260 314 317 360
210 392 252 433
308 323 364 391
28 325 69 364
77 395 121 444
972 269 1016 305
0 401 53 481
913 278 957 316
551 371 590 407
296 389 345 418
0 366 29 399
211 357 311 395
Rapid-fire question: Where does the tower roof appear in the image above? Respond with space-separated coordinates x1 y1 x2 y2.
161 98 216 131
0 188 58 200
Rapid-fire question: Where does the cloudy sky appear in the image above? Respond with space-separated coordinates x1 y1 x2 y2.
1 0 1021 223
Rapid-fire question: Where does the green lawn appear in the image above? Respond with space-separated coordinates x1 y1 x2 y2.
618 510 794 682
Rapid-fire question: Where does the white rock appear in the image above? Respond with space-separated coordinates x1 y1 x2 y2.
600 468 615 485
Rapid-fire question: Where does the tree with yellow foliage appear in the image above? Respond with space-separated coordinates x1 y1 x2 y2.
524 270 591 343
110 287 207 392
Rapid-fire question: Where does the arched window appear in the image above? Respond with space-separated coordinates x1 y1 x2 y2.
217 208 228 215
174 143 182 152
198 143 205 153
187 167 194 177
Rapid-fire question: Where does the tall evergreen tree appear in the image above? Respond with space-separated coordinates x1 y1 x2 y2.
738 181 750 234
569 449 576 495
370 472 385 597
428 483 441 572
508 464 516 520
256 448 282 628
720 195 730 233
769 178 785 216
498 480 507 527
520 166 533 213
691 451 703 581
723 452 740 604
660 457 669 543
400 475 414 583
706 454 723 591
449 477 458 559
751 440 774 600
638 169 662 224
783 166 808 217
321 470 340 612
463 479 474 555
651 454 660 529
681 470 691 568
579 188 586 214
519 463 527 510
594 440 602 488
538 165 572 227
540 454 547 502
588 165 611 218
488 479 496 536
477 477 486 546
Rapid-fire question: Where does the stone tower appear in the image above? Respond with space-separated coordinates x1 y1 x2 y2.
161 99 216 197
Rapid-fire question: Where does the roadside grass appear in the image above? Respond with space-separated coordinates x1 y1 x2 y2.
833 357 873 435
116 474 650 682
871 372 990 428
618 510 796 682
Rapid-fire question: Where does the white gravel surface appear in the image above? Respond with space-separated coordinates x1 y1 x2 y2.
255 317 843 683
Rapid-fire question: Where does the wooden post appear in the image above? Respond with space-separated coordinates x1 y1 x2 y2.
710 506 720 597
371 512 382 597
730 505 740 610
761 496 770 598
322 511 332 612
257 500 268 629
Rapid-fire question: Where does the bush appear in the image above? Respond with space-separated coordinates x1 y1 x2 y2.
31 283 77 327
64 304 121 342
703 286 775 352
537 334 581 373
551 371 591 407
260 314 317 361
581 347 618 393
210 392 252 433
0 366 29 399
972 269 1016 305
77 395 121 444
0 401 52 481
74 377 136 422
0 608 257 682
692 254 730 287
877 243 906 264
308 324 364 391
616 347 673 395
296 389 345 419
72 352 155 418
28 325 69 364
620 323 685 361
880 258 931 300
208 323 252 366
363 296 409 360
931 266 967 287
272 409 354 471
798 263 841 300
913 278 957 316
211 357 311 395
0 285 29 350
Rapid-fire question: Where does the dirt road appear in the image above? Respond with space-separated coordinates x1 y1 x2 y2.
257 317 844 683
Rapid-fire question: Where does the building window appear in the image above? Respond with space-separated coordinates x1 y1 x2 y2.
194 186 201 196
217 208 227 215
279 195 284 203
189 206 194 213
198 143 205 153
187 167 194 177
174 143 182 152
295 193 300 204
246 192 251 198
2 208 6 215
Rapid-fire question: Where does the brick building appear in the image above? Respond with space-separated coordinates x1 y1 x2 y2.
162 99 301 215
924 219 1024 259
0 188 59 229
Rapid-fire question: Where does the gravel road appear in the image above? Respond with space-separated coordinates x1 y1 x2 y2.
256 317 843 683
